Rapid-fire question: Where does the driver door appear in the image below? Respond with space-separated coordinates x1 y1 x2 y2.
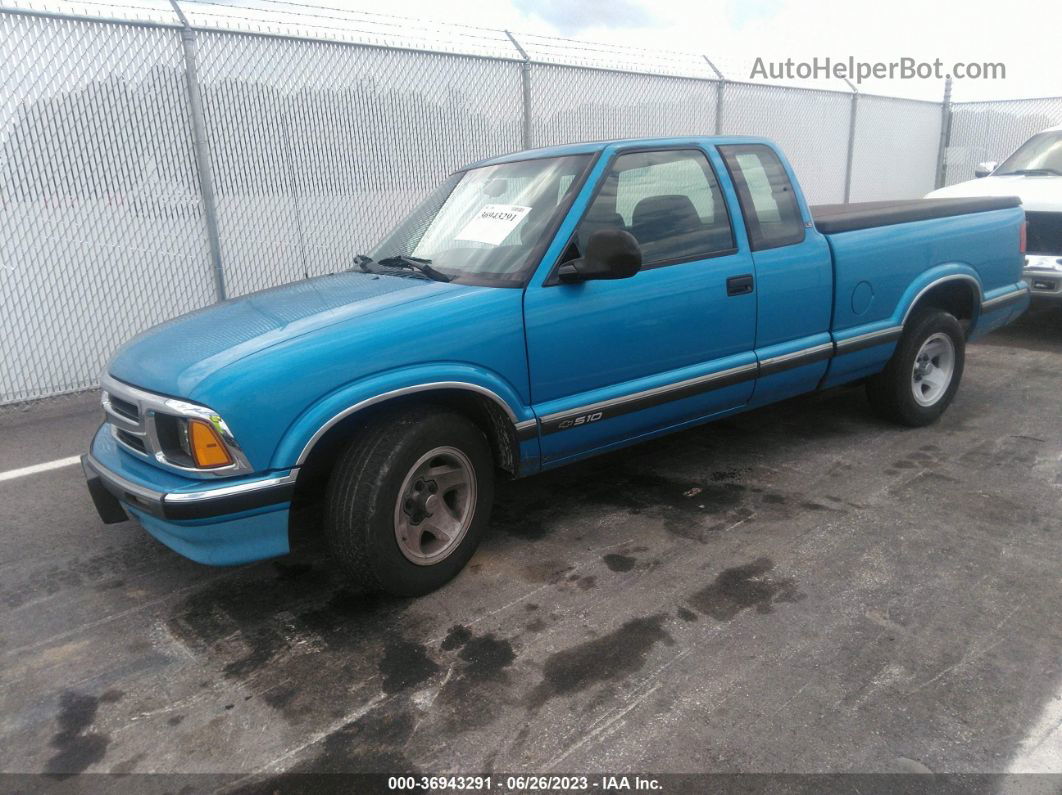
523 146 758 464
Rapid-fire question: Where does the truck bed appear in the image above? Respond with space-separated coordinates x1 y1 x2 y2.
819 194 1025 347
811 196 1021 234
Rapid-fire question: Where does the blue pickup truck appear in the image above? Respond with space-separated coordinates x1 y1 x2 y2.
83 136 1030 595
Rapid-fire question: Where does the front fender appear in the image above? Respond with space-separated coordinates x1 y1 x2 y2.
270 363 535 470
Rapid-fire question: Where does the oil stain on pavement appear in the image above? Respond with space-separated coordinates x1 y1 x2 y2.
44 689 123 777
688 558 804 620
378 638 439 694
528 615 673 708
435 628 518 733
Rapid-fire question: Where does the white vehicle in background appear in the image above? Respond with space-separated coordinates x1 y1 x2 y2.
927 126 1062 304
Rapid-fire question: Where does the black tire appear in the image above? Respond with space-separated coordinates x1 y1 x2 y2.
324 406 494 597
866 308 965 427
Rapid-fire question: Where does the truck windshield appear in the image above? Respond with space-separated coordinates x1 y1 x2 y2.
369 154 592 286
995 131 1062 176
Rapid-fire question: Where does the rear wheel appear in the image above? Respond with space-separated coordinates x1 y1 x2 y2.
866 308 965 427
324 407 494 596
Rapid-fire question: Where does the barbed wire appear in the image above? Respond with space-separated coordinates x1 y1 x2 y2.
177 0 723 77
0 0 879 90
181 0 513 46
219 0 514 37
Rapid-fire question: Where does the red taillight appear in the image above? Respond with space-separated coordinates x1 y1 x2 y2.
1019 220 1027 254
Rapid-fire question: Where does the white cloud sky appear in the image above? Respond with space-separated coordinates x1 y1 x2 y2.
279 0 1061 102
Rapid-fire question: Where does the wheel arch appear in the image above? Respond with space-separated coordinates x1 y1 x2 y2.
900 270 983 336
280 378 535 510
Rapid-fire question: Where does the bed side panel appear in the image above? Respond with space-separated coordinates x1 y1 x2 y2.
826 206 1023 335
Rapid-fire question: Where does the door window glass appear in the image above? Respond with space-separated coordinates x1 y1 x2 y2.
575 149 735 267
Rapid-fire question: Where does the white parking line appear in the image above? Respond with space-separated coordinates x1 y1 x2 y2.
0 455 82 483
1003 677 1062 778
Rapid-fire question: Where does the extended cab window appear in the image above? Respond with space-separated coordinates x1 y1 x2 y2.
719 144 805 250
575 149 734 267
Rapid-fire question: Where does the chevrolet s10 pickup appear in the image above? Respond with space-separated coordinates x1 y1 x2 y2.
83 137 1030 595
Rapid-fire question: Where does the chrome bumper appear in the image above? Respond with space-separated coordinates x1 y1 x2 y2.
82 453 297 522
1023 263 1062 301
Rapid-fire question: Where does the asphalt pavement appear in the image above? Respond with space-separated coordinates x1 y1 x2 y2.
1 307 1060 790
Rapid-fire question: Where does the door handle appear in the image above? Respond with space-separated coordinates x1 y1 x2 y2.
727 274 754 296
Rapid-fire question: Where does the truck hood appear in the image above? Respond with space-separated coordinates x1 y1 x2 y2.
108 271 457 396
926 174 1062 212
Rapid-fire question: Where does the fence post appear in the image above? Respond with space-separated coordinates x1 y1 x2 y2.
505 31 532 149
702 55 725 135
935 77 953 189
170 0 226 302
842 79 859 203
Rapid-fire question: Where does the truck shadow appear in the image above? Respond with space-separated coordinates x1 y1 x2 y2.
977 304 1062 353
490 382 876 546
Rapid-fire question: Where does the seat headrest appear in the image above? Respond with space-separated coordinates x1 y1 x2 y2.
631 194 701 244
576 210 625 250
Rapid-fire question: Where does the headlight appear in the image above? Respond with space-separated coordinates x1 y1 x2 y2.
155 413 236 469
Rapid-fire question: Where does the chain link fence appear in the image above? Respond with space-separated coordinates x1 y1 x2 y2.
944 97 1062 186
852 95 943 201
1 9 216 407
0 0 1035 408
194 31 525 297
529 65 719 151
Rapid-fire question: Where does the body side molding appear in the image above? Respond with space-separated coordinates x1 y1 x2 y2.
538 362 759 436
834 325 904 355
981 284 1030 312
758 342 835 377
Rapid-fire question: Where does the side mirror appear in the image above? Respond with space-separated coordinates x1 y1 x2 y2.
558 228 642 283
974 161 997 178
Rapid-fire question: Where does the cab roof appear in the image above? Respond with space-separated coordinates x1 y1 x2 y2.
461 135 775 170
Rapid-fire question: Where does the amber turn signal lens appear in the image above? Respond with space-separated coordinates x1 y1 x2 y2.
188 418 233 468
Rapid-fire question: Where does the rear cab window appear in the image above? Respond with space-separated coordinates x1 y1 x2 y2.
719 144 805 250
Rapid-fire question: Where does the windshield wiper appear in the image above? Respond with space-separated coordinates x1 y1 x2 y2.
353 253 450 282
353 253 381 273
997 168 1062 176
376 255 452 283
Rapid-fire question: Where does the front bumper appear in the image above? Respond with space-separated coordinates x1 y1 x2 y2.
84 425 295 565
82 451 296 521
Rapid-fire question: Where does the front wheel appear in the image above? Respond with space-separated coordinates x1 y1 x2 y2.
866 308 965 427
324 407 494 596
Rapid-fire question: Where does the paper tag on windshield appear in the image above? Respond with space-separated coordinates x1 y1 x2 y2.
455 204 532 246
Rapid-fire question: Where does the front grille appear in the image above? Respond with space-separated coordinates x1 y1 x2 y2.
1026 211 1062 255
108 394 140 422
115 429 148 454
